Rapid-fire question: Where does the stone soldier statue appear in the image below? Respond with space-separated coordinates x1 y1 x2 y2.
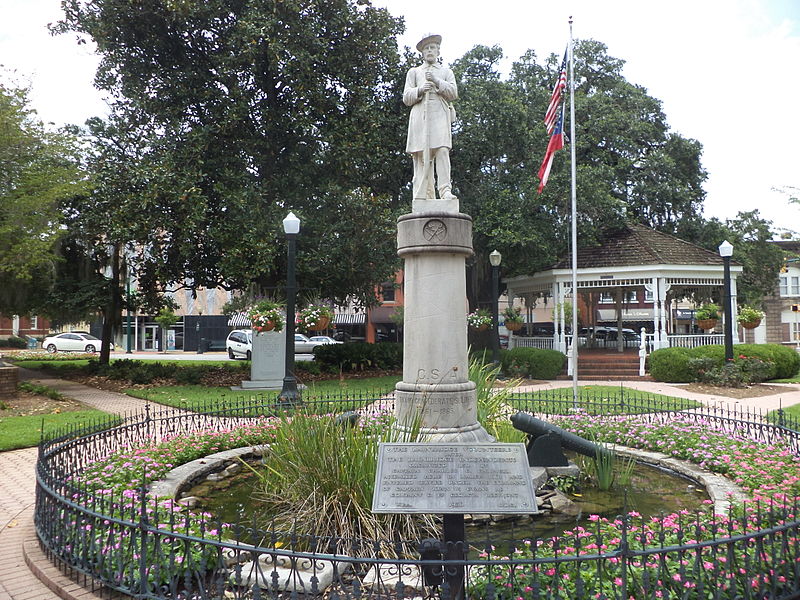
403 34 458 201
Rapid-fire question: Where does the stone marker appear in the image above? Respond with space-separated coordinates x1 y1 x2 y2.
237 328 284 390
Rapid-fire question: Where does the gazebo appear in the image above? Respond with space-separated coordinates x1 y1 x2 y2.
503 224 743 353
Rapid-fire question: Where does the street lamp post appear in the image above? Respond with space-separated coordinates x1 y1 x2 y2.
126 277 132 354
489 250 502 366
719 240 734 362
279 211 301 405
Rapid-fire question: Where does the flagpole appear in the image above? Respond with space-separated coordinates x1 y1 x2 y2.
569 16 579 405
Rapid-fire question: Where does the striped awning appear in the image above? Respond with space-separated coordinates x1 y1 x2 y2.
227 313 252 327
230 312 364 327
335 313 365 324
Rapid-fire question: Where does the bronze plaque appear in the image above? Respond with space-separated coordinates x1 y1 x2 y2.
372 443 537 514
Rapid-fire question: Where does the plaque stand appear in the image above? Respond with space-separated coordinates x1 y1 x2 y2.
394 208 493 443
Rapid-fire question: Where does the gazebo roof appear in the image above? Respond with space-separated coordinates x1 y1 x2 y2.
550 223 727 270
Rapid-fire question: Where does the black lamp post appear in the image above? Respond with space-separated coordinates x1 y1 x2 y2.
489 249 502 366
719 240 734 362
279 211 301 405
125 277 132 354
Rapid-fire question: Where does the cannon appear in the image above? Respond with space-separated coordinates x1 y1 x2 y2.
510 411 612 467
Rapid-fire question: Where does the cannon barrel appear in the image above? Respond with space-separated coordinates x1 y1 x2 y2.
510 412 612 460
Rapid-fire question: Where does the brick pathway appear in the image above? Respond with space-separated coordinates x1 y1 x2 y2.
2 369 800 599
0 370 151 600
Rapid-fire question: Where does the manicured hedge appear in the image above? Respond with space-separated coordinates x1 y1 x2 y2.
313 342 402 372
0 336 27 349
500 347 566 380
649 343 800 383
82 359 248 384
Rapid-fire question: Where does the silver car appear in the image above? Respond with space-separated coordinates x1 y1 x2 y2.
43 332 113 354
226 330 322 358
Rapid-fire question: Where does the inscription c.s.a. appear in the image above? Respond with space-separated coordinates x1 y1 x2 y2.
416 367 457 381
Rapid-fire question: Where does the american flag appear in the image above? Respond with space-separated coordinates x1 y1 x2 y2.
537 102 565 194
544 50 567 134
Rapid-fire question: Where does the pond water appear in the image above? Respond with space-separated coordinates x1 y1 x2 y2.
185 456 710 545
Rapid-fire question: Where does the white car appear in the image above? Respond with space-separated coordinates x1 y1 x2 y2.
226 329 253 360
43 332 113 354
308 335 341 345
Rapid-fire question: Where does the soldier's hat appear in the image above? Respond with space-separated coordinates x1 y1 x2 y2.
416 34 442 52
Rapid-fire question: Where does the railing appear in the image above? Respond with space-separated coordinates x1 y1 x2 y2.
668 333 725 348
34 392 800 599
511 336 555 350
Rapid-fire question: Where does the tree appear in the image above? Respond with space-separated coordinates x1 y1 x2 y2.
0 79 87 316
449 41 707 309
54 0 408 306
692 210 783 307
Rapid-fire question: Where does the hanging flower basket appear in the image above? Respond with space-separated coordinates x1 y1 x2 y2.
696 318 717 330
247 300 285 334
467 309 492 331
298 305 334 332
502 306 524 332
737 306 764 330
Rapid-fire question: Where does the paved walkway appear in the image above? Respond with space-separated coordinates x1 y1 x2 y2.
2 371 800 599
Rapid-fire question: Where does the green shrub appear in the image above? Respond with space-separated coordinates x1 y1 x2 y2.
648 347 694 382
313 342 402 372
295 360 321 376
500 347 566 379
650 343 798 383
0 336 27 349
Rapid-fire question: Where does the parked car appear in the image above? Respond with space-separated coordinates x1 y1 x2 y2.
294 333 322 354
43 332 113 354
226 330 324 359
308 335 341 345
226 329 252 360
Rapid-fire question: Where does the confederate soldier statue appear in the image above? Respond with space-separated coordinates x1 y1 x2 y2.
403 34 458 201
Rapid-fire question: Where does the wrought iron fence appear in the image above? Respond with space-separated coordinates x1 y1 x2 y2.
34 389 800 599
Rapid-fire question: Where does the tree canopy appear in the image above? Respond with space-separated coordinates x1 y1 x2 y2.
0 80 87 316
450 40 708 308
55 0 409 306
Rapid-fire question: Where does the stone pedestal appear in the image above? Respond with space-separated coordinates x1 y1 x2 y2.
394 210 493 442
234 329 285 390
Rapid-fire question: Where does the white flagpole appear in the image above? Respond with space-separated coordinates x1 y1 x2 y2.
569 16 579 404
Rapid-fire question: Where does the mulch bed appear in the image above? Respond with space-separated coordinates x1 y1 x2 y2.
681 382 799 399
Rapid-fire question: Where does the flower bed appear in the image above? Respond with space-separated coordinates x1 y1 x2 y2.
35 395 800 599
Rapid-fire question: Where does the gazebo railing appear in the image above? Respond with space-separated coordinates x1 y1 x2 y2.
668 333 724 348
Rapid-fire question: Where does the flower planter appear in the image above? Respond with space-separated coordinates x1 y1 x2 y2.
740 319 761 329
471 324 489 332
254 322 275 333
505 321 523 332
308 316 330 331
696 318 717 330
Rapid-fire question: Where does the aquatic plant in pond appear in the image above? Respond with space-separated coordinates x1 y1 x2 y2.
247 407 437 547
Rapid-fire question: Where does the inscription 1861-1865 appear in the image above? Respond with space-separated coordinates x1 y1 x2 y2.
372 443 538 514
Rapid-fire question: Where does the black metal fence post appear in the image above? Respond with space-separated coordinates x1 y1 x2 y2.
443 514 466 600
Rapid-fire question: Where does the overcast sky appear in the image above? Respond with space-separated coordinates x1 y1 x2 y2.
3 0 799 233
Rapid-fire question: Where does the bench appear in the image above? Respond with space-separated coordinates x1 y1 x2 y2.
200 339 227 352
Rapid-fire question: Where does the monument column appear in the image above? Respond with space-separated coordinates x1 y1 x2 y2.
394 210 493 442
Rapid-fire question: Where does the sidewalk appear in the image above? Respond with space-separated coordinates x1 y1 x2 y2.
0 369 151 600
1 372 799 599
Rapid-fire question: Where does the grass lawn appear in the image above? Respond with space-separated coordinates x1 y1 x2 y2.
0 409 116 451
125 375 403 411
510 384 701 414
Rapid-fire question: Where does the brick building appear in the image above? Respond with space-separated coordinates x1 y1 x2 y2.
0 314 51 341
762 240 800 346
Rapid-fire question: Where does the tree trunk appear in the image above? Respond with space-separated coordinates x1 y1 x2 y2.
99 243 122 365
